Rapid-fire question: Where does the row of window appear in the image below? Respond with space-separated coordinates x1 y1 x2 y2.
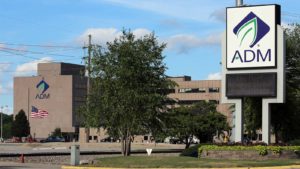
178 87 220 93
178 100 220 105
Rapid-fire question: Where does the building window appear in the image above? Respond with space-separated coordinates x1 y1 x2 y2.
209 87 219 93
144 136 148 141
89 136 92 140
178 88 206 93
93 136 98 140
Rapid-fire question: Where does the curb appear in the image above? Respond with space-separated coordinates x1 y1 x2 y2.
61 165 300 169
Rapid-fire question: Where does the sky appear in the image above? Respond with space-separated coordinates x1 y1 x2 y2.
0 0 300 114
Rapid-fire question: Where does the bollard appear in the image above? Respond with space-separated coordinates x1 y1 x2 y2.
70 145 80 166
20 154 24 163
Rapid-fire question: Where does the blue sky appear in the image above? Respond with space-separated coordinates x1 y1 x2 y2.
0 0 300 114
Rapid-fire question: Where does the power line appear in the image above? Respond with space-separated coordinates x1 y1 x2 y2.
0 42 81 49
0 46 81 58
0 49 40 60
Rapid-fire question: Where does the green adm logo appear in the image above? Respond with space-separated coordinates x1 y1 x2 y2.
35 79 50 99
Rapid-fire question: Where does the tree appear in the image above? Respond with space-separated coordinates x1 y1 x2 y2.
2 113 13 139
83 30 174 156
243 97 262 140
271 24 300 143
167 102 229 148
194 104 230 143
52 128 62 137
12 110 30 138
167 105 197 149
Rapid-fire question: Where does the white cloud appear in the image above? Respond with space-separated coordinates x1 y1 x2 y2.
207 72 221 80
77 28 151 45
0 84 5 94
160 19 182 28
14 57 53 77
0 82 13 95
210 8 226 22
0 63 10 73
132 28 152 39
165 32 221 54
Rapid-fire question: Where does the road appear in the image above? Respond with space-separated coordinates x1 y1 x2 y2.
0 142 185 154
0 162 61 169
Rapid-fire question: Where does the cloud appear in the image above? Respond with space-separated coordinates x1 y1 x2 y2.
210 8 226 22
160 19 182 28
14 57 53 76
77 28 151 45
207 72 221 80
0 84 5 94
0 63 11 74
0 83 12 95
165 32 221 54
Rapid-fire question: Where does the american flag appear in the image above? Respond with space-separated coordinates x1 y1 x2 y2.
31 106 49 118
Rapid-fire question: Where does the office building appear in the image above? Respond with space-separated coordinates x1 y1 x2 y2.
14 62 87 140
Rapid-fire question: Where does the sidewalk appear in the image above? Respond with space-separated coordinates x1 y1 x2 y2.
0 161 61 169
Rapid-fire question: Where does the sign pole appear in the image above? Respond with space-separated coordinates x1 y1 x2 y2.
236 0 243 7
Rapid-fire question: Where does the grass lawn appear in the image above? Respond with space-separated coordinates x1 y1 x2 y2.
90 156 300 168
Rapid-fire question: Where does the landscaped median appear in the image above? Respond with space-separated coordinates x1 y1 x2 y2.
61 156 300 169
198 145 300 159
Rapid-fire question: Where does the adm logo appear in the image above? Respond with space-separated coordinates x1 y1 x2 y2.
231 12 271 63
35 79 50 99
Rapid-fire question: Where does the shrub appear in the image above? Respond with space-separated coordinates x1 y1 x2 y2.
180 144 201 157
289 139 300 145
198 145 300 157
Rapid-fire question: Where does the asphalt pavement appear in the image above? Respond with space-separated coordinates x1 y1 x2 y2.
0 142 185 154
0 162 61 169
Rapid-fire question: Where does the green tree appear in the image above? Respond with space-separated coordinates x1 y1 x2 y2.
167 105 197 149
271 24 300 142
2 113 13 139
52 128 62 137
167 102 229 147
12 110 30 138
243 97 262 140
83 30 174 156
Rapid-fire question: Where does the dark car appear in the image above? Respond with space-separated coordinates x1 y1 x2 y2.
100 137 117 142
40 136 65 143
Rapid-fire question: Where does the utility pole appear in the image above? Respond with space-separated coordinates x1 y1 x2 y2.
236 0 243 6
84 34 92 143
87 34 92 96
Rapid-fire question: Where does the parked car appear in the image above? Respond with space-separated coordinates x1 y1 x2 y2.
100 137 117 142
169 137 181 144
40 136 65 143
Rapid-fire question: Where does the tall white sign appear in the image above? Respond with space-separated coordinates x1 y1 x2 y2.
227 5 278 69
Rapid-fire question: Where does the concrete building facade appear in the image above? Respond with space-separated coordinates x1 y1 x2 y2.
14 62 87 140
167 76 232 124
14 62 231 142
79 76 232 143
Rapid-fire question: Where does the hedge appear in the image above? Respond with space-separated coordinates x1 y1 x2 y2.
198 145 300 156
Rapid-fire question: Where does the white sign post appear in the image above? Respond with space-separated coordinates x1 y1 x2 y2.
221 4 285 144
